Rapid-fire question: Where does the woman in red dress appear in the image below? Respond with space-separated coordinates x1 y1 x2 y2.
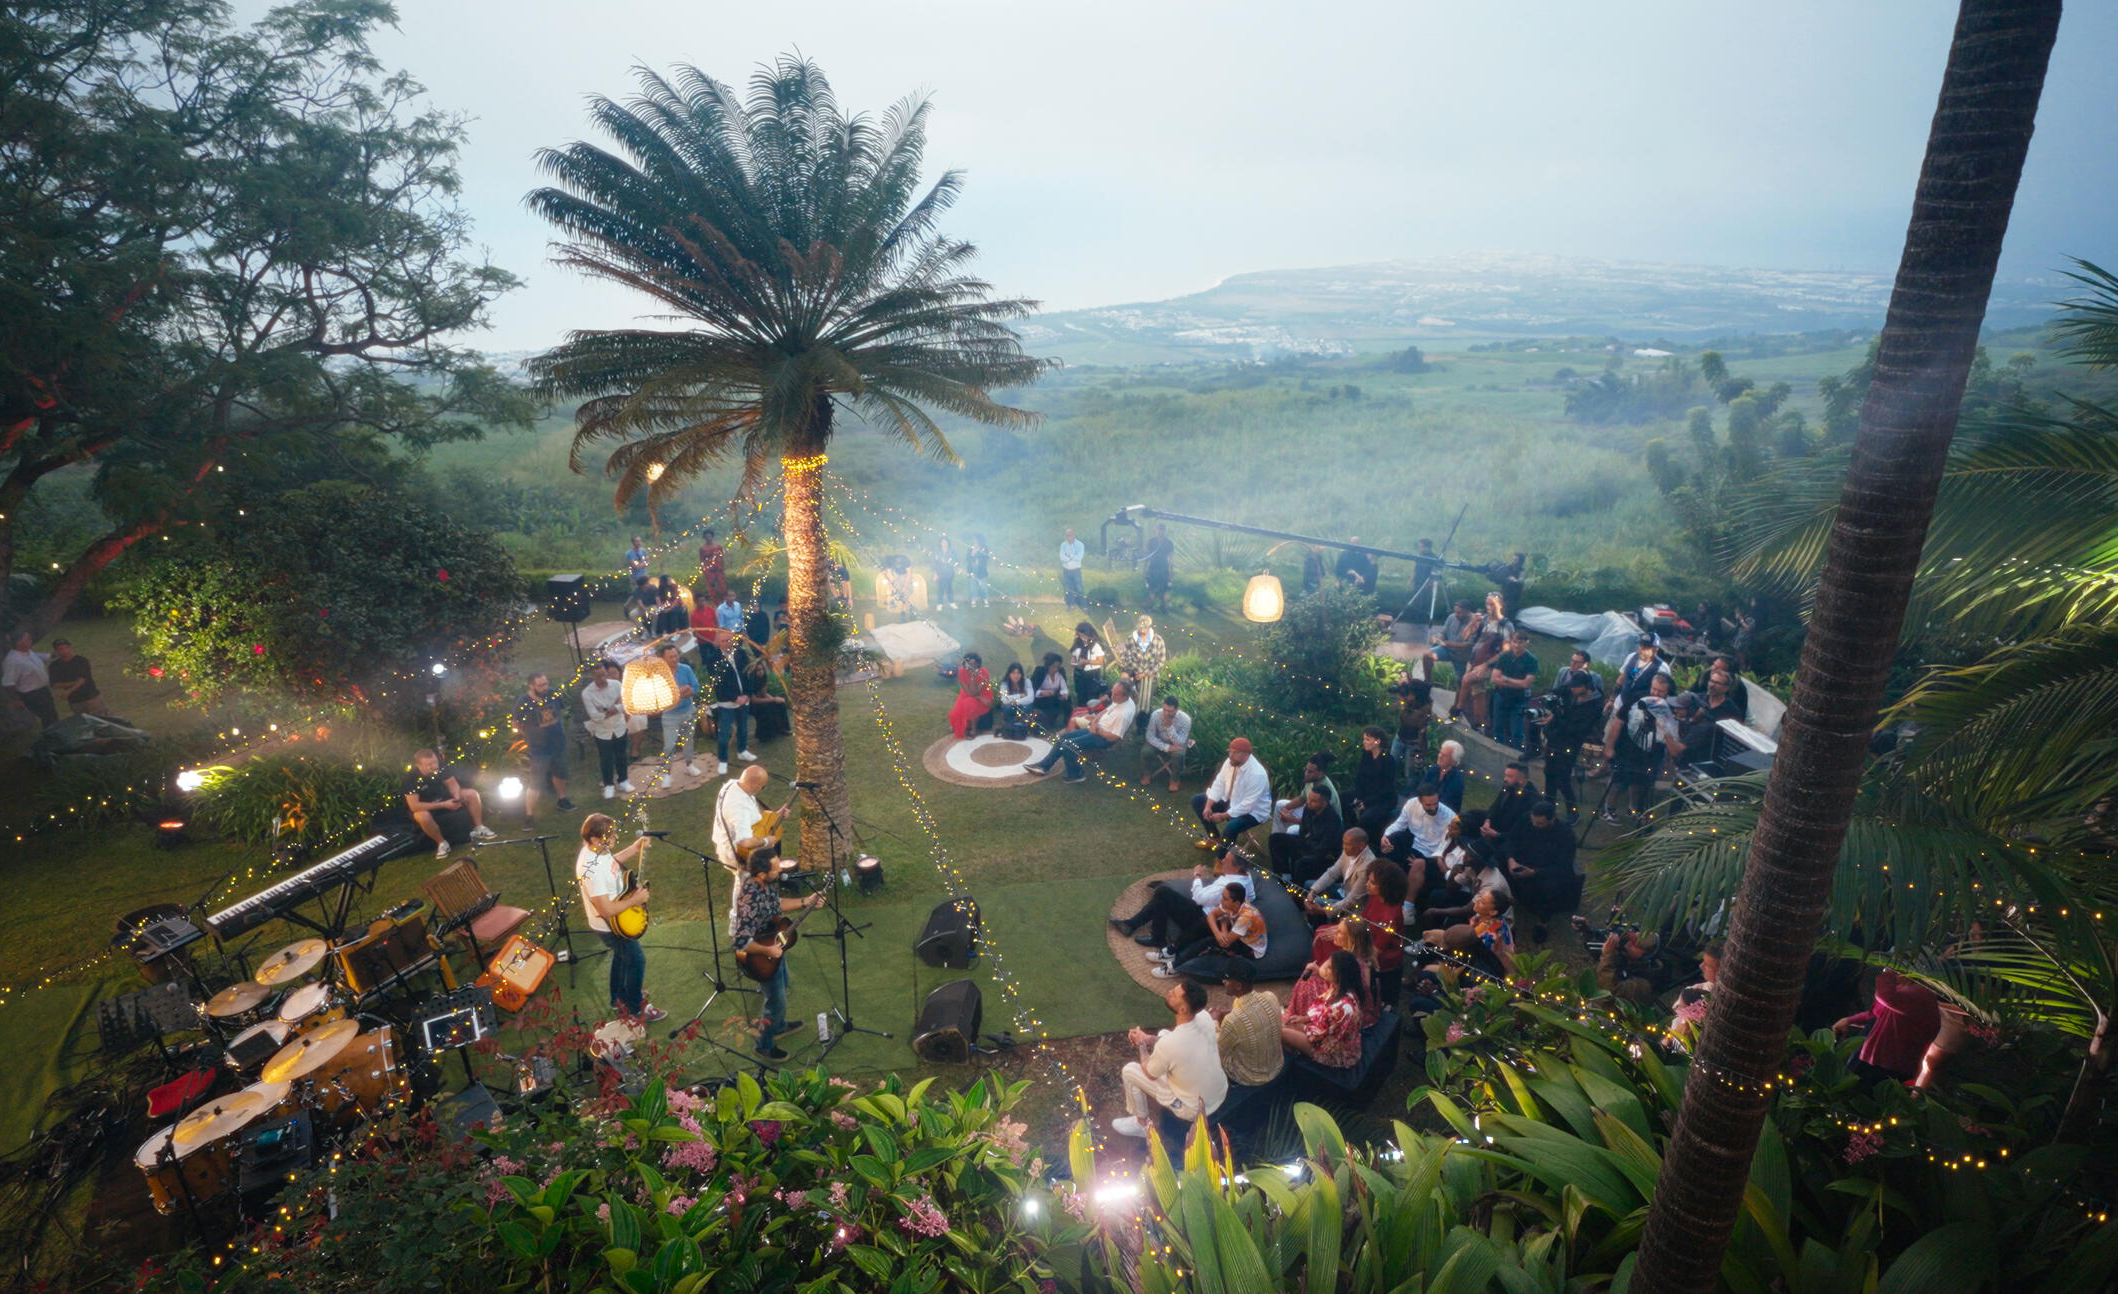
696 529 729 605
947 651 993 740
1282 950 1365 1069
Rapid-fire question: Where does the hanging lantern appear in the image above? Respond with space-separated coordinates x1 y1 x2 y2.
1242 572 1284 623
623 652 679 715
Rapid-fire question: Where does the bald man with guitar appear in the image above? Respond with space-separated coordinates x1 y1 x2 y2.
729 838 824 1060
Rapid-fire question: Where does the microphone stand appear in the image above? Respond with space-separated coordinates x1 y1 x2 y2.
655 834 757 1047
803 787 892 1056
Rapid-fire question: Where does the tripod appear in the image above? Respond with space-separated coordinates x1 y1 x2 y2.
803 788 892 1058
659 833 758 1045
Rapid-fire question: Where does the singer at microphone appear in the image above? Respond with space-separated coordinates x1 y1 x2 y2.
712 763 774 872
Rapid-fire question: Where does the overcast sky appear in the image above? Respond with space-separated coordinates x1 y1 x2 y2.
326 1 2117 351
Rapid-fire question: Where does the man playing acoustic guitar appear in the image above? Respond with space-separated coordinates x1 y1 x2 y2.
729 838 825 1060
576 814 663 1022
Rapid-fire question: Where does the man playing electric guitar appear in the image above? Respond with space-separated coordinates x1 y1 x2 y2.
575 813 663 1022
729 839 824 1060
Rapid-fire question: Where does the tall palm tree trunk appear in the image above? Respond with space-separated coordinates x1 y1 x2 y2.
1633 3 2061 1290
780 403 852 873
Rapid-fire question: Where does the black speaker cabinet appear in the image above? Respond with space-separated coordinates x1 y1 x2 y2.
911 979 982 1064
545 573 591 624
914 897 980 969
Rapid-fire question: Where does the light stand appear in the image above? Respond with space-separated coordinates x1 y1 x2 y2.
804 789 892 1056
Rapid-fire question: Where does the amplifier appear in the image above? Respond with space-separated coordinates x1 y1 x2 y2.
911 979 983 1064
480 935 555 1011
546 574 591 624
914 897 980 970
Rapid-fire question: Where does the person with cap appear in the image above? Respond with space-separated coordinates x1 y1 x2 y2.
1193 737 1273 855
1610 632 1673 715
1115 614 1167 714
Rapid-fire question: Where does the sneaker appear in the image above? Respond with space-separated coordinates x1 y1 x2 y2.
1111 1116 1149 1139
737 749 757 762
1151 964 1182 978
1022 763 1050 776
756 1044 790 1061
1063 773 1087 784
602 785 615 800
639 1004 668 1023
617 780 635 793
687 761 703 777
469 825 497 841
659 773 675 789
435 841 451 859
716 760 729 775
1599 809 1620 825
522 816 536 830
556 798 575 812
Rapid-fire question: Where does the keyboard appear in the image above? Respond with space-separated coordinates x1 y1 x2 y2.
206 828 426 940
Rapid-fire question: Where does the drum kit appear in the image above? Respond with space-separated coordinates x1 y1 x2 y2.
133 935 409 1218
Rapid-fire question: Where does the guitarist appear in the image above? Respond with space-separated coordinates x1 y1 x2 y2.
712 765 772 874
730 839 824 1060
576 814 664 1022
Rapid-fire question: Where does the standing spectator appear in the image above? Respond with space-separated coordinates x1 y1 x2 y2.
947 650 992 740
830 555 855 608
581 660 634 798
696 529 728 604
45 639 109 716
1140 695 1194 790
688 589 717 643
1335 539 1378 594
1115 614 1167 713
4 631 56 727
1835 970 1943 1087
881 556 914 622
1437 599 1485 719
1301 545 1327 595
1603 673 1676 822
625 535 650 582
1059 527 1087 609
1489 630 1540 751
1142 524 1175 611
1387 660 1434 788
701 632 756 775
964 533 993 608
653 643 702 788
1069 621 1107 703
1193 737 1273 855
1112 980 1226 1140
1611 634 1673 713
1024 681 1135 783
714 589 745 637
1029 652 1070 733
513 672 574 824
931 535 959 610
1492 553 1527 621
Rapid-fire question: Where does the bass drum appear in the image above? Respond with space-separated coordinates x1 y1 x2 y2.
135 1125 233 1216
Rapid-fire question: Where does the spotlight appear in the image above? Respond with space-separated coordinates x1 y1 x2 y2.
156 818 191 849
498 777 524 801
174 769 207 793
855 854 884 895
429 662 448 677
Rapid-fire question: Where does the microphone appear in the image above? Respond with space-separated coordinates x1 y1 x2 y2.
638 830 672 838
792 781 822 789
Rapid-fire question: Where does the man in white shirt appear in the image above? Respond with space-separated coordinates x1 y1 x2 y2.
712 764 772 872
1059 527 1087 610
1139 696 1194 791
1023 680 1135 783
1304 828 1379 919
3 631 56 727
1113 979 1226 1138
1380 784 1457 897
580 661 633 798
1193 737 1273 856
1110 851 1252 958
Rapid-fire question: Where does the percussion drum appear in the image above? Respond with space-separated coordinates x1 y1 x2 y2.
223 1019 295 1074
276 981 345 1032
137 1080 291 1215
308 1026 403 1126
201 981 277 1032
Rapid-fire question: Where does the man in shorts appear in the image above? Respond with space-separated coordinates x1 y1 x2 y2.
514 672 574 826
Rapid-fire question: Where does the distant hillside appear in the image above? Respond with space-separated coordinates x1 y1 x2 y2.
1018 252 2064 366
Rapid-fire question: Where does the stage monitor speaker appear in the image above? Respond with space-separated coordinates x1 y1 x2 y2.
914 897 980 969
545 573 591 624
911 979 982 1064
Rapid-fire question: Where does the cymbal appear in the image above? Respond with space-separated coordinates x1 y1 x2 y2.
260 1018 360 1083
253 938 329 986
172 1081 288 1146
202 981 272 1018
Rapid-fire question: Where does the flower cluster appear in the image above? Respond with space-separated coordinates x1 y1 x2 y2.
1843 1129 1884 1165
898 1194 951 1238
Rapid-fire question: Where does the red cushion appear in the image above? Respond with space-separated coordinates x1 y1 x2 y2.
470 905 532 943
147 1067 217 1119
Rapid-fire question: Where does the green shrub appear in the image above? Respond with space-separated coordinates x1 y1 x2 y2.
1253 584 1392 720
192 753 401 847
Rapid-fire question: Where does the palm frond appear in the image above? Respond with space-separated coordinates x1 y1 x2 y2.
2053 258 2118 371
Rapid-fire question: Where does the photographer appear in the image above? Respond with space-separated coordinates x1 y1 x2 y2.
1531 672 1603 821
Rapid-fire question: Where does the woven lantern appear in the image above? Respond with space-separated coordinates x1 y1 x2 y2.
622 652 679 715
1242 572 1284 623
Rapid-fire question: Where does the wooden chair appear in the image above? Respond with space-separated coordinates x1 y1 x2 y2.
421 859 532 965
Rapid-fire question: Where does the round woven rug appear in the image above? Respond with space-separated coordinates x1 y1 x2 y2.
1105 871 1299 1011
921 733 1057 788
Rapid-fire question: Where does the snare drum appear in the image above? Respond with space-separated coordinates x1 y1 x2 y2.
276 981 346 1032
308 1026 404 1126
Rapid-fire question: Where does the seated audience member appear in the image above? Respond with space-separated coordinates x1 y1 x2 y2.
1298 919 1382 1029
1502 799 1579 941
1482 762 1535 841
1834 970 1943 1087
1378 782 1456 901
1281 950 1366 1070
1364 859 1410 1005
1437 599 1485 718
1268 786 1344 884
1347 726 1400 841
1603 672 1676 821
1140 694 1195 790
1697 654 1750 722
1113 980 1226 1140
1029 652 1071 732
1469 888 1515 969
994 661 1033 733
1460 610 1504 735
1668 984 1713 1052
947 651 993 740
1280 751 1341 818
401 747 498 857
1153 876 1266 981
1442 812 1507 899
1302 828 1377 920
1192 737 1273 854
1425 740 1467 813
1430 922 1509 984
1024 680 1135 783
1209 962 1285 1102
1594 928 1662 1005
1110 852 1251 960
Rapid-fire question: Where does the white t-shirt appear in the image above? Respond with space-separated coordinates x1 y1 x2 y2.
581 679 626 740
712 780 764 869
1147 1013 1227 1117
575 845 624 934
3 649 49 693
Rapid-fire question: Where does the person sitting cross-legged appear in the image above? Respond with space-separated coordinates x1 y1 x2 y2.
1193 737 1273 854
1024 681 1136 783
1113 979 1227 1141
1152 876 1267 981
1267 785 1344 885
1110 852 1251 960
1301 828 1376 922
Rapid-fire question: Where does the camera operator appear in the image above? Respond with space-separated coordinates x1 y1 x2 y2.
1602 672 1676 823
1568 912 1675 1004
1530 671 1603 822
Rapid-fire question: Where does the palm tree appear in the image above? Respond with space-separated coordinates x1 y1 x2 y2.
527 58 1047 865
1632 3 2062 1290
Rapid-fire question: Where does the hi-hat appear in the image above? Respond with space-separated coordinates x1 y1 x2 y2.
171 1081 289 1146
253 938 329 986
260 1018 361 1083
202 981 272 1018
